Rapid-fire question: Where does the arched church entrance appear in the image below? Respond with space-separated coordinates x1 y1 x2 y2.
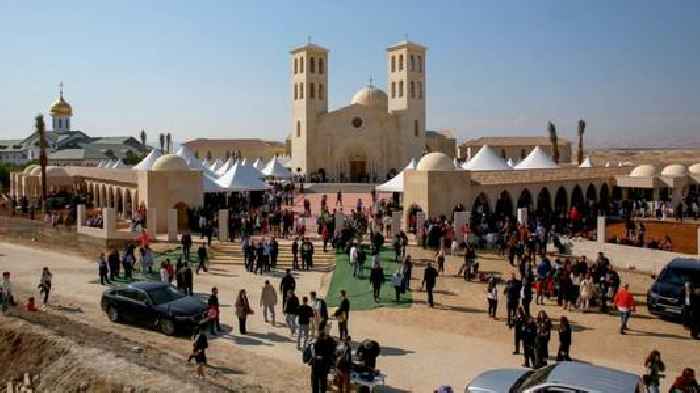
173 202 190 231
347 150 368 182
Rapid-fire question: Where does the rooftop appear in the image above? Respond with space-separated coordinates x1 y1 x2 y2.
461 136 571 147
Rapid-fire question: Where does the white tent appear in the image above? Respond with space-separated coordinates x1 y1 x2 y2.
203 173 226 193
376 159 419 193
216 158 236 176
261 157 292 179
97 160 106 168
201 158 210 169
110 160 128 169
216 163 268 192
514 146 559 170
209 158 224 173
252 158 263 169
579 157 593 168
506 158 515 168
176 145 194 162
462 145 511 171
132 150 162 171
605 161 611 167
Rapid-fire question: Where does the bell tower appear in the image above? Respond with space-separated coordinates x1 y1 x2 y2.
387 40 426 162
290 40 329 175
49 82 73 132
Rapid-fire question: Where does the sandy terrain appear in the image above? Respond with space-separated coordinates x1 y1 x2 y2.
1 237 699 392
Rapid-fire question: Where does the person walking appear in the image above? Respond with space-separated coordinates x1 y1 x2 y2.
270 237 279 268
669 368 698 393
436 248 445 273
38 267 52 306
310 291 329 337
534 310 552 368
234 289 252 335
579 273 594 312
505 274 522 327
423 262 439 307
108 249 119 281
284 290 300 336
189 326 208 379
98 253 111 285
392 270 403 302
350 243 360 277
369 262 385 302
260 280 278 325
280 269 296 309
334 290 350 339
522 316 537 368
142 245 154 274
207 288 221 333
297 296 313 350
401 255 413 291
196 243 208 274
181 231 193 261
513 306 526 355
643 350 666 393
291 237 300 270
487 277 498 318
556 316 572 361
613 283 636 334
309 330 336 393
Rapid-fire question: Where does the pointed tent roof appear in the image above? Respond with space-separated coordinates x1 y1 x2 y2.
261 157 292 179
176 145 194 161
132 149 162 171
506 158 515 168
110 160 127 169
375 158 419 193
462 145 511 171
216 158 236 176
514 146 559 170
252 158 263 169
203 172 226 193
216 163 268 192
209 158 224 172
579 157 593 168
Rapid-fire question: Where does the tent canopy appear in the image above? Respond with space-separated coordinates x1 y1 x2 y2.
132 150 162 171
375 158 419 193
216 163 268 192
579 157 593 168
462 145 511 171
261 157 292 179
514 146 559 170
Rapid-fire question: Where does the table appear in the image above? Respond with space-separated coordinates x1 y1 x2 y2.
350 371 386 391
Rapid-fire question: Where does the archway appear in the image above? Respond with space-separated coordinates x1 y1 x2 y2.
571 185 585 209
599 183 610 214
517 189 533 211
471 192 490 226
586 184 597 204
107 187 115 209
537 187 552 213
116 189 124 216
344 147 368 182
495 190 514 219
125 190 133 219
173 202 190 231
554 187 568 213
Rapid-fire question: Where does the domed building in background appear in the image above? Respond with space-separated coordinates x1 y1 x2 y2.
287 40 454 182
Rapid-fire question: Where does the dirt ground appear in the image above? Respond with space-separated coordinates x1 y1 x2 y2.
589 148 700 167
1 232 699 392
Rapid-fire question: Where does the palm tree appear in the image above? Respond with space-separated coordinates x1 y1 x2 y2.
159 133 165 153
139 129 147 146
35 114 48 212
547 121 560 164
166 133 172 153
577 119 586 165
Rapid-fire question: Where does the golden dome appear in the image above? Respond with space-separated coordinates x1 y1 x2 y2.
151 154 190 172
50 95 73 117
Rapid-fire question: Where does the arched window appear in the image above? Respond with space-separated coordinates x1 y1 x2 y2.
66 119 69 129
501 149 506 159
410 55 415 71
296 120 301 137
520 149 526 159
294 58 298 74
319 83 324 99
410 81 415 98
319 58 324 74
418 82 423 98
391 56 396 72
309 82 315 98
299 56 304 73
399 55 404 71
310 57 316 73
294 84 298 100
414 119 419 137
299 83 304 99
418 56 423 72
194 151 199 159
206 150 212 160
391 81 396 98
399 81 404 97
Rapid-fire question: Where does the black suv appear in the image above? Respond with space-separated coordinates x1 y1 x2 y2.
647 258 700 320
101 281 207 335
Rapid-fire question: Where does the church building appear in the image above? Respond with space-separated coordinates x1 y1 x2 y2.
289 40 429 182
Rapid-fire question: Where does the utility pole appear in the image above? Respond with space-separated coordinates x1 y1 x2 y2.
36 114 48 213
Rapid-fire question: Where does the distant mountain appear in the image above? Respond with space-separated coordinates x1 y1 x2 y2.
587 134 700 149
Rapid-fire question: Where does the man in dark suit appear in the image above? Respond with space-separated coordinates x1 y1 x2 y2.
423 262 439 307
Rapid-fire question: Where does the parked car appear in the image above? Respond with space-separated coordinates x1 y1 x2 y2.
101 281 207 335
647 258 700 319
465 361 642 393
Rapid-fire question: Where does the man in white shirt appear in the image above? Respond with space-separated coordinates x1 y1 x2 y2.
350 244 359 277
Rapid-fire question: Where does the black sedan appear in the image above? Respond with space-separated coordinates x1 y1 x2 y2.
101 281 207 335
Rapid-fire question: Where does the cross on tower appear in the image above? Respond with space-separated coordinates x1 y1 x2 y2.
59 81 64 98
368 76 374 88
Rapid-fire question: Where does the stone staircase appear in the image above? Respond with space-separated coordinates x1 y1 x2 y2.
209 239 337 272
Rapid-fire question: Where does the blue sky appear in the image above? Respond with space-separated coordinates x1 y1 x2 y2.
1 1 699 147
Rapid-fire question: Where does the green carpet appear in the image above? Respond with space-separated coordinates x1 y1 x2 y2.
326 246 412 310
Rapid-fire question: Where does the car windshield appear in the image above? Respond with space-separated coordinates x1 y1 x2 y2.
511 365 556 392
662 268 700 286
146 286 185 305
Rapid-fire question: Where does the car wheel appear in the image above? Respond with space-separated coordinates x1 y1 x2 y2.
107 306 120 322
159 318 176 336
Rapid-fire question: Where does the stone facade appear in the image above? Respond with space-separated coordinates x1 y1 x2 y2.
289 40 427 182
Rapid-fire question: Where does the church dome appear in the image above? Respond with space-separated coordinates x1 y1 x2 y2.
49 94 73 117
629 164 657 177
661 164 687 177
416 152 455 171
351 86 388 111
689 163 700 175
151 154 190 171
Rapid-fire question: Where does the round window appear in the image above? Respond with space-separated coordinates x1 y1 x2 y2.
352 116 363 129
